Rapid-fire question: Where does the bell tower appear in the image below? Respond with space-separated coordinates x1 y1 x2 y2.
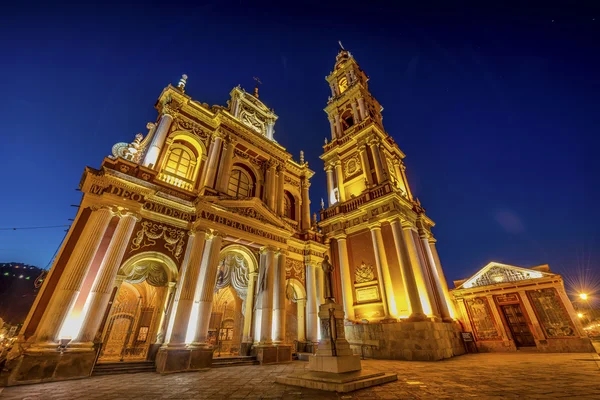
319 46 455 325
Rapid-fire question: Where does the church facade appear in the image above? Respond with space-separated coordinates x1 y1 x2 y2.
3 48 464 386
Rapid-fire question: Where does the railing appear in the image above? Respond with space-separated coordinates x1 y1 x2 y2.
157 171 194 191
320 182 395 221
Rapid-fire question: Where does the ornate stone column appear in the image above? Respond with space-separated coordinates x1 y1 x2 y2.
351 101 360 123
297 298 307 342
155 281 177 344
336 235 355 321
258 246 276 344
484 294 511 340
390 219 426 320
72 212 140 347
517 290 545 341
368 138 385 184
325 164 335 206
357 97 366 119
334 161 346 202
164 230 207 347
305 263 319 342
276 166 285 216
191 231 224 346
272 250 287 343
216 137 236 193
143 112 174 169
203 132 224 189
33 207 114 346
420 230 452 322
401 221 435 317
267 161 277 211
358 144 373 187
427 236 456 318
242 271 258 342
328 117 336 139
300 179 311 231
369 224 396 318
334 114 342 137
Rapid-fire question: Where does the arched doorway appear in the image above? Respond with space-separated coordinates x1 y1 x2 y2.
98 253 178 363
285 278 307 350
210 246 258 357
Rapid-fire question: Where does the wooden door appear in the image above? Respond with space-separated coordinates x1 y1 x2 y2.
501 304 536 347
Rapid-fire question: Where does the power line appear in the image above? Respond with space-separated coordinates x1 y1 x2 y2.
0 225 70 231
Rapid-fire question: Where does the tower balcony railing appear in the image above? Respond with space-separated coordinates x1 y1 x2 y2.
157 171 195 191
320 181 394 221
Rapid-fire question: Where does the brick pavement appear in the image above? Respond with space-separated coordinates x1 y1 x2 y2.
1 353 599 399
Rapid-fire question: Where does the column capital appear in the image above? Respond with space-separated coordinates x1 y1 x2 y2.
332 233 348 241
368 137 380 147
358 144 368 152
206 229 225 240
367 222 382 231
428 235 437 244
117 210 142 221
259 245 277 254
276 248 289 256
324 164 334 172
400 219 415 231
334 160 342 167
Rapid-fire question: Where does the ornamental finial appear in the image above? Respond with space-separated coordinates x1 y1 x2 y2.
300 150 305 164
177 74 188 91
253 76 262 98
338 40 345 50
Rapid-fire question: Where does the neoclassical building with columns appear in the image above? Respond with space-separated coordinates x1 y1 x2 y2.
2 75 328 386
3 47 464 386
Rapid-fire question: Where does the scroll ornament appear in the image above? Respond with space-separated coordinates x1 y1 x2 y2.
130 221 186 261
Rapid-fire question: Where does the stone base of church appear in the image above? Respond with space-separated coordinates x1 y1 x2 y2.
1 349 96 386
253 344 292 364
475 337 594 353
344 320 465 361
155 347 213 374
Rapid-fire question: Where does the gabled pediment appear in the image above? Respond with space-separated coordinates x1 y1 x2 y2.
216 197 286 229
456 262 556 290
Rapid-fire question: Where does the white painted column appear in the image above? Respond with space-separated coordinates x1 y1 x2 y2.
253 251 266 343
329 117 336 139
297 298 307 342
351 101 360 123
427 237 456 319
306 263 319 342
191 232 224 346
300 179 311 231
517 290 545 341
336 236 355 320
334 114 342 137
357 97 366 119
369 139 385 184
401 221 435 317
369 224 396 318
334 161 346 202
484 294 511 340
72 212 139 346
272 250 287 343
259 247 276 344
143 113 174 168
390 219 426 320
267 162 277 211
242 271 258 342
216 138 235 193
325 165 335 206
420 232 452 322
276 166 285 216
164 231 207 347
155 281 177 344
33 207 114 345
358 145 373 187
203 133 224 189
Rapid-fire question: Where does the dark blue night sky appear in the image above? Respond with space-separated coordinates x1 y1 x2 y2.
1 3 598 286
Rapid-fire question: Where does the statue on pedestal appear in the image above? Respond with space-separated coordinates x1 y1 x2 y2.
321 255 335 302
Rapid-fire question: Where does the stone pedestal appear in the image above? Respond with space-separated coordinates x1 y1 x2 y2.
155 347 212 374
276 301 397 392
1 348 97 386
253 344 292 364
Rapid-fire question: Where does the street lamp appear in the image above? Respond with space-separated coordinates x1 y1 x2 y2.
577 313 584 318
580 293 588 300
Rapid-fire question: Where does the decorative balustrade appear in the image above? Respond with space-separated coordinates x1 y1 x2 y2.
157 171 195 191
319 182 395 221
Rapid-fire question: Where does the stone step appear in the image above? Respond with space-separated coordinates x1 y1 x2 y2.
92 361 156 376
211 356 259 368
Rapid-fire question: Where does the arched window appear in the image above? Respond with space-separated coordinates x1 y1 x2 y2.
283 191 295 220
164 146 195 179
341 109 354 131
227 168 253 197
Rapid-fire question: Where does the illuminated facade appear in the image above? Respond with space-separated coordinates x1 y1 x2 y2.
318 48 465 360
2 76 327 386
452 262 594 352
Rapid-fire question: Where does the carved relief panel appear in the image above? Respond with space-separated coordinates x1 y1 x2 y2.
527 288 576 338
125 219 188 268
465 297 502 341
